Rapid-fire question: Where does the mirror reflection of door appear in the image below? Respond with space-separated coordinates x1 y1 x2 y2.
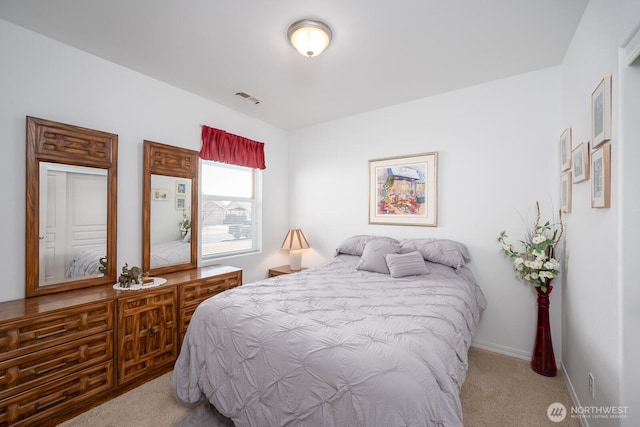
150 174 192 268
38 162 107 286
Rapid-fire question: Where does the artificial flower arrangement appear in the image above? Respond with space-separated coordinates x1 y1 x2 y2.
179 210 190 236
497 202 564 293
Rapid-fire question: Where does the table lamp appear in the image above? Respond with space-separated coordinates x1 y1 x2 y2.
281 228 310 271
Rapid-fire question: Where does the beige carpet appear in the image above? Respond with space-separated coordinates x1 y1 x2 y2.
58 347 578 426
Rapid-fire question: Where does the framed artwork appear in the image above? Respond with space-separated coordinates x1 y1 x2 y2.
560 128 572 172
369 152 438 226
175 196 186 210
561 171 572 213
176 181 187 195
591 143 611 208
591 75 612 148
152 188 168 201
571 142 589 183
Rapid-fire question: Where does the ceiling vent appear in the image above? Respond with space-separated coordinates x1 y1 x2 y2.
235 91 261 105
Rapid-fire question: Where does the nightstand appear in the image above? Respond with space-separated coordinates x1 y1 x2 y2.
268 265 307 277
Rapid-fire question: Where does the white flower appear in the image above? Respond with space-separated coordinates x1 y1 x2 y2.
530 272 539 280
524 274 531 281
532 235 545 244
514 257 524 265
502 243 511 251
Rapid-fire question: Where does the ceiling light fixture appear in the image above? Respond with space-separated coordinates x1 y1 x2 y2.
287 19 332 58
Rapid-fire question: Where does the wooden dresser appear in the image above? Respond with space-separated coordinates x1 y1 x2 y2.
0 266 241 427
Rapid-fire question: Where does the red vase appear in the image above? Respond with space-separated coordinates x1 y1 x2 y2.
531 284 557 377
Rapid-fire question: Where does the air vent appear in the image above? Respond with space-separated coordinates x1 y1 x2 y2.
235 91 261 105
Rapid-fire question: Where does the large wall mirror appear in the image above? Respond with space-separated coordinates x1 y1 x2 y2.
143 140 198 275
25 116 118 297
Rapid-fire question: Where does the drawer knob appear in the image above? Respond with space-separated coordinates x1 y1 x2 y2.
35 358 67 376
35 326 68 340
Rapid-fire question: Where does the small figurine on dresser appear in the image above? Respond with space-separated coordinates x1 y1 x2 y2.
118 263 142 288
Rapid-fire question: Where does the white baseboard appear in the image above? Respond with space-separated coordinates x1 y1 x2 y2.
471 339 531 361
560 364 589 427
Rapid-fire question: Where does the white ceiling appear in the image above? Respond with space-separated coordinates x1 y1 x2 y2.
0 1 588 130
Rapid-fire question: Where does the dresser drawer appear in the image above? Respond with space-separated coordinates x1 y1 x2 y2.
0 331 113 400
179 305 198 336
0 301 114 361
0 360 114 427
178 271 241 309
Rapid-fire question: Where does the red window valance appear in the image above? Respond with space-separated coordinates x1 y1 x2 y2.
200 125 266 170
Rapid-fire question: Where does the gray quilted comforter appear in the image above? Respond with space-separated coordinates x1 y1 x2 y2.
172 255 487 426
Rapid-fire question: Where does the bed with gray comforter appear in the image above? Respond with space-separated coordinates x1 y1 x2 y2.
172 236 487 426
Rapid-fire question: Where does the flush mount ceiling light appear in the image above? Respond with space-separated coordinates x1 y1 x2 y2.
287 19 333 58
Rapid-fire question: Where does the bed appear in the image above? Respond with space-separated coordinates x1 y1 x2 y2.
172 235 487 426
150 239 191 268
65 246 105 278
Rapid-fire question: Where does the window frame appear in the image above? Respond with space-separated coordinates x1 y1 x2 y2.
198 160 261 263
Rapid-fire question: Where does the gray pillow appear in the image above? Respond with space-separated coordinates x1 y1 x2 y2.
335 235 400 257
356 239 400 274
385 251 430 278
400 238 471 269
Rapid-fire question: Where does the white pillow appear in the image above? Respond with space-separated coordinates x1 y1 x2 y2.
385 251 430 278
356 239 400 274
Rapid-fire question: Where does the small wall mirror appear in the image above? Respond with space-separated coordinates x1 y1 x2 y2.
26 116 118 297
143 140 198 275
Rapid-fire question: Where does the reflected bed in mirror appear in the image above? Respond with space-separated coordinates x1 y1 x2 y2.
40 162 108 283
26 116 117 297
150 174 192 268
143 140 198 275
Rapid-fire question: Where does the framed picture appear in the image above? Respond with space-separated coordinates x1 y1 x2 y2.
369 152 438 226
591 75 611 148
561 171 572 213
571 142 589 183
176 181 187 195
175 196 186 210
591 143 611 208
152 188 168 201
560 128 571 172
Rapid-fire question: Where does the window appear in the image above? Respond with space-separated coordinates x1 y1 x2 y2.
200 160 260 260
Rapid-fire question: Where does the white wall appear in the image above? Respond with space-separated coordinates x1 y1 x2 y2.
560 0 640 423
0 19 290 302
288 68 563 360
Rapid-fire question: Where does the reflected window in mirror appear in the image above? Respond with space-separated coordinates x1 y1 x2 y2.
26 116 117 297
200 161 261 261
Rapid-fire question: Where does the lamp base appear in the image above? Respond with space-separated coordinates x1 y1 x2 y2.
289 250 302 271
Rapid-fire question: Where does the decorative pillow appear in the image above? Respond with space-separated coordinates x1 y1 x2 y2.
400 238 471 269
356 239 400 274
183 229 191 243
385 251 430 278
335 235 400 257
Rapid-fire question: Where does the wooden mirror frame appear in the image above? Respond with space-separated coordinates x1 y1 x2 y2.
26 116 118 297
142 140 199 275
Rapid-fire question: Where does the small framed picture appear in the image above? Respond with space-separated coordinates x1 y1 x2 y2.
176 181 187 195
561 171 572 213
571 142 590 183
175 196 186 210
560 128 571 172
368 152 438 226
591 143 611 208
591 75 611 148
152 188 168 201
